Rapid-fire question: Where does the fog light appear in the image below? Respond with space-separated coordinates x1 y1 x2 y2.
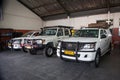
84 55 87 58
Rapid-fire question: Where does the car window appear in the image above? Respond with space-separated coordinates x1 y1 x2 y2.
74 29 99 38
33 32 40 36
103 30 107 35
65 29 69 36
42 29 57 36
57 29 63 36
100 30 104 35
22 31 33 37
101 30 107 35
100 30 107 39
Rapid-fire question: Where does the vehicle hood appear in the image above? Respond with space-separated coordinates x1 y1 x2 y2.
12 37 28 40
28 36 56 40
63 37 98 43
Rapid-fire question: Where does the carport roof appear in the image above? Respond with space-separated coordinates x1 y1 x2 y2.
18 0 120 20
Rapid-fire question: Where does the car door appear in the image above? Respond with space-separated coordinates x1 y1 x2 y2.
57 28 64 41
103 30 110 50
64 28 71 39
100 30 108 55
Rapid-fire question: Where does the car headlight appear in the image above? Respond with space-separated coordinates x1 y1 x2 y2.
36 40 42 44
35 39 45 44
83 44 95 49
80 43 96 51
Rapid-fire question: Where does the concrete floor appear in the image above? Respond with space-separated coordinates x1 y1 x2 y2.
0 47 120 80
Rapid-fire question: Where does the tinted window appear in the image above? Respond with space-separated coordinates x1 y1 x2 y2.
57 29 63 36
65 29 69 36
100 30 104 35
33 32 40 36
22 31 33 37
74 29 99 38
42 29 57 35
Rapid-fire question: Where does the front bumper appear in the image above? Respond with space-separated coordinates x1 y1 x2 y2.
8 43 22 49
24 44 45 50
57 49 96 62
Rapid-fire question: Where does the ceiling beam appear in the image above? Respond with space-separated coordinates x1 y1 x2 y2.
32 2 57 9
56 0 70 16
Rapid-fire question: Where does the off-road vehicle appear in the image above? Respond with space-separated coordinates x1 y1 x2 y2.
57 28 112 67
24 26 73 57
8 30 41 52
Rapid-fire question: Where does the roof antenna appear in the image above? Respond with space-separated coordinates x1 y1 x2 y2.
106 10 111 25
67 14 71 26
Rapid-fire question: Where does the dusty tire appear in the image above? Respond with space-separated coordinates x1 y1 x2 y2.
22 47 28 53
29 49 37 55
90 50 101 68
44 46 54 57
94 51 100 68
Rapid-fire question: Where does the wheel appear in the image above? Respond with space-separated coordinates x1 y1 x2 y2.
44 46 55 57
94 51 100 68
22 46 28 53
29 49 37 55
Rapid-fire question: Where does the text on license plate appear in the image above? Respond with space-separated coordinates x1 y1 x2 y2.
8 43 11 46
26 46 31 49
64 50 74 55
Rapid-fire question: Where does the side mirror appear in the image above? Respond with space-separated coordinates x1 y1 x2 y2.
101 34 106 39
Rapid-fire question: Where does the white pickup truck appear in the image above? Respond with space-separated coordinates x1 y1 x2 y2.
24 26 73 57
57 28 112 67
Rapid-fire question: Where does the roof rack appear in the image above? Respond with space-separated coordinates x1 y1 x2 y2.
43 25 73 29
88 22 109 29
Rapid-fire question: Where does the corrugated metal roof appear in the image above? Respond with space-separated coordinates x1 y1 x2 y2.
18 0 120 20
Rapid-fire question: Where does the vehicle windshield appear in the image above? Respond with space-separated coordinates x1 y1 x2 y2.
74 29 99 38
42 28 57 36
22 31 33 37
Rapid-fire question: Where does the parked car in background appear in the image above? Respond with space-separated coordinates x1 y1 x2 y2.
57 28 112 67
8 30 42 52
24 26 73 57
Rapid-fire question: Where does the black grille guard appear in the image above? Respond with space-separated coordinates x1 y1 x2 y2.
59 41 79 62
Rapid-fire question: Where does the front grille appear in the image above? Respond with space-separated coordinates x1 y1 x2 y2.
62 42 77 51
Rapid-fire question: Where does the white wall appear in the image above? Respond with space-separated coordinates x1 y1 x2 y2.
0 0 43 30
44 12 120 29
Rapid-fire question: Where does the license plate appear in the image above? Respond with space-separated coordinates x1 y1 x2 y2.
8 43 11 46
25 46 31 49
64 50 74 56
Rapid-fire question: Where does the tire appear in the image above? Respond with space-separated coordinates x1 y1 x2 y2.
44 46 54 57
94 51 101 68
29 49 37 55
22 47 28 53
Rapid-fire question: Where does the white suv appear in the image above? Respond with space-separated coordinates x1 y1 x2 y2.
24 26 72 57
57 28 112 67
8 30 41 52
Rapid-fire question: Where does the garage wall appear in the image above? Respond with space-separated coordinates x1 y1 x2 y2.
44 12 120 29
0 0 43 30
